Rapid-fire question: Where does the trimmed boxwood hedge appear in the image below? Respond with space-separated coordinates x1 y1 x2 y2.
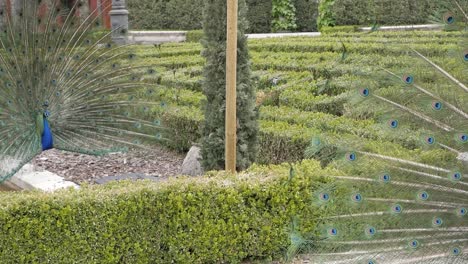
0 160 336 263
158 103 456 167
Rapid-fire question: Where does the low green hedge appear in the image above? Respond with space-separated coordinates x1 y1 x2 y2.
258 120 319 164
159 104 456 167
0 160 336 263
320 25 359 34
161 105 204 152
158 104 316 164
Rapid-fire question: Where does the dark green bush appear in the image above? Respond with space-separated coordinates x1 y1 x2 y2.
293 0 319 32
330 0 374 26
128 0 204 30
318 0 442 28
370 0 440 26
0 160 335 263
246 0 273 33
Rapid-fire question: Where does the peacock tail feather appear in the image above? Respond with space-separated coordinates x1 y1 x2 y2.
0 1 167 182
289 1 467 263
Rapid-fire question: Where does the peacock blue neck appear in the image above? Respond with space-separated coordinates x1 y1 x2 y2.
41 113 53 151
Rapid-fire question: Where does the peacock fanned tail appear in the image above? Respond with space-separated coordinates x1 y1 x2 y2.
290 2 468 263
0 1 166 182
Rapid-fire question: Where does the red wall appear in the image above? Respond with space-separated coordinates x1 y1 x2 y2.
89 0 111 29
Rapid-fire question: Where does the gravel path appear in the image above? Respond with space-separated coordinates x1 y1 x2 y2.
32 146 185 184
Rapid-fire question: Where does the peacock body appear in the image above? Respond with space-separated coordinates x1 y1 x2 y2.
0 1 165 182
288 1 468 263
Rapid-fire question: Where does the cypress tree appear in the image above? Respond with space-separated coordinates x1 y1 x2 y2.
201 0 258 171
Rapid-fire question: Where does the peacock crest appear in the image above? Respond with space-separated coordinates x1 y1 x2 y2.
0 1 166 182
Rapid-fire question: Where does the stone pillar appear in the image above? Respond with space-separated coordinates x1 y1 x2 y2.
109 0 128 44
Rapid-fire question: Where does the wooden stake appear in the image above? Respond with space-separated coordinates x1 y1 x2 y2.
225 0 238 173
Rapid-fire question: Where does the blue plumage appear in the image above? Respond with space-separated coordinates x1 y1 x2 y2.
41 117 53 151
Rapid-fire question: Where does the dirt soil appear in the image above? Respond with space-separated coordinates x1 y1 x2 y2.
32 146 185 184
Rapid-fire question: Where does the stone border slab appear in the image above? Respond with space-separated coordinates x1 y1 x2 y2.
3 163 79 192
128 31 187 44
247 32 321 39
359 24 443 31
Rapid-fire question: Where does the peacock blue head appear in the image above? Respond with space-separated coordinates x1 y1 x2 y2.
43 110 51 119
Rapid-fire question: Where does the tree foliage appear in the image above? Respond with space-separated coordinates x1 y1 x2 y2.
201 0 259 171
272 0 298 32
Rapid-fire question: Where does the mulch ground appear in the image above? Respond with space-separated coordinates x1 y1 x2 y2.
32 146 185 184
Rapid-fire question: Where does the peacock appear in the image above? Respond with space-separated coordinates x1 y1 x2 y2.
287 1 467 263
0 1 166 182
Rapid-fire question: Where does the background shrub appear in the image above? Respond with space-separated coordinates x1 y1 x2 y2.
127 0 444 33
271 0 298 32
246 0 273 33
128 0 204 30
330 0 373 26
318 0 444 29
317 0 336 29
293 0 319 32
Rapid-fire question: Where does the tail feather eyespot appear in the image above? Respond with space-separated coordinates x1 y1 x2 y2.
458 134 467 143
402 75 413 84
431 101 442 110
328 228 338 236
409 239 419 249
392 204 402 213
351 193 362 202
451 247 461 256
457 208 466 216
359 88 370 97
388 119 398 128
319 193 330 202
425 136 435 145
444 12 455 24
432 217 443 226
365 227 376 236
418 191 429 201
346 152 357 161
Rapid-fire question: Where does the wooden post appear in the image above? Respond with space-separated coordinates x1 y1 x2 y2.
225 0 238 173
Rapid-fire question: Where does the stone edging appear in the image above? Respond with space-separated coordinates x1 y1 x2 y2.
4 164 79 192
